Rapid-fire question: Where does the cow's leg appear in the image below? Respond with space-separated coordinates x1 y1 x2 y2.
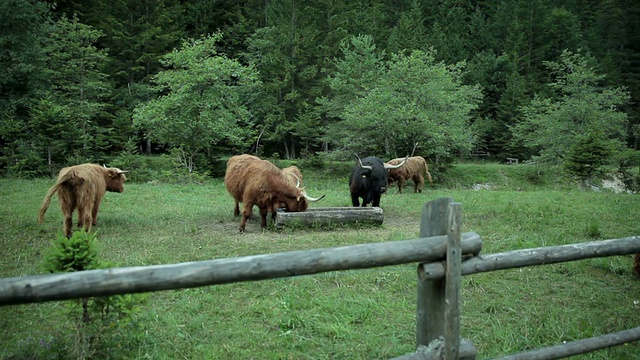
397 178 404 194
233 201 240 216
75 185 95 234
92 206 99 225
372 193 382 207
259 207 269 228
269 202 278 222
415 175 424 193
59 189 75 238
77 204 94 234
92 194 104 226
351 194 361 207
61 204 73 237
239 202 254 233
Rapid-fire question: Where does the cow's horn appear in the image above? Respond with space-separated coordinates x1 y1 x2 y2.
384 155 409 169
118 170 129 174
354 154 372 170
303 192 325 202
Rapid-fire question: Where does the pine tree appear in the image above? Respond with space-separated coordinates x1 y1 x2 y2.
40 14 113 164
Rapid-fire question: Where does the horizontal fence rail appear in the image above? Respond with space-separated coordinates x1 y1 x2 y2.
419 236 640 280
490 326 640 360
0 232 482 306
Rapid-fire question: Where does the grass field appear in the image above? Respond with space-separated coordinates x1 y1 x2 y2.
1 162 640 359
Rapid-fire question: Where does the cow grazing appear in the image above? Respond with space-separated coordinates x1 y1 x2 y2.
38 164 128 237
349 154 407 207
224 155 325 233
386 156 433 194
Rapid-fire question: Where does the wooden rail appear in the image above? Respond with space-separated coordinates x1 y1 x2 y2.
420 236 640 280
0 231 482 306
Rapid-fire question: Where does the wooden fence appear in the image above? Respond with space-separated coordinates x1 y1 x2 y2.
1 197 640 359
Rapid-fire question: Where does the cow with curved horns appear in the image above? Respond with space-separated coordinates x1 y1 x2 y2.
38 163 128 237
349 154 408 207
386 156 433 194
224 155 325 233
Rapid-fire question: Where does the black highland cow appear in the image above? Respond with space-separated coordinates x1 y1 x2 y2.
349 154 407 207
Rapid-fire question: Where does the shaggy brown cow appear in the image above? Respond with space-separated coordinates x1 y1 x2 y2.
38 164 128 237
634 254 640 276
386 156 433 194
224 155 324 233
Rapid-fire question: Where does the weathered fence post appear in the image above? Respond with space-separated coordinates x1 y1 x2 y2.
415 198 474 360
416 198 452 346
444 202 462 360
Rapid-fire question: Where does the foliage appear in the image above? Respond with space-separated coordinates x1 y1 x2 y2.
0 0 50 114
3 0 640 174
43 230 103 273
41 230 147 359
133 32 261 172
0 0 51 175
614 149 640 192
317 35 385 122
325 47 482 173
386 0 428 56
41 14 114 162
512 50 630 166
564 130 615 181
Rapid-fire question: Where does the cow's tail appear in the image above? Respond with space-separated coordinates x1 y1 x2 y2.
423 159 433 183
38 182 62 224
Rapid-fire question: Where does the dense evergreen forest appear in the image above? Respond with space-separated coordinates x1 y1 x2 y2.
1 0 639 178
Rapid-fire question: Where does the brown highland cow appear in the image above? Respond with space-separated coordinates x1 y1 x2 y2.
386 156 433 194
224 155 324 233
38 164 128 237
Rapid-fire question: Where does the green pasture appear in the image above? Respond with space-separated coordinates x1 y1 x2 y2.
1 162 639 359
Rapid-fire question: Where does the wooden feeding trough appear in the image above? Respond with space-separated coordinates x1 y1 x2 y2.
275 207 384 228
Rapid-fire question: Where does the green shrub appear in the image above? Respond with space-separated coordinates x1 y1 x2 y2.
41 230 148 359
615 149 640 192
564 131 614 181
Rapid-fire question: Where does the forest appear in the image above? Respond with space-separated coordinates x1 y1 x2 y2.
1 0 639 179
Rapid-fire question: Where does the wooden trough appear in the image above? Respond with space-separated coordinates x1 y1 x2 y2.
275 207 384 228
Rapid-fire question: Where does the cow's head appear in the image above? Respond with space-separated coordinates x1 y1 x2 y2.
384 156 409 185
104 166 128 193
278 181 325 212
352 155 390 194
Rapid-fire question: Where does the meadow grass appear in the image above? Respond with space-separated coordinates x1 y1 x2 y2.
1 162 640 359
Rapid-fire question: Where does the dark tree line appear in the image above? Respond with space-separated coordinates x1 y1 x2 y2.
1 0 639 177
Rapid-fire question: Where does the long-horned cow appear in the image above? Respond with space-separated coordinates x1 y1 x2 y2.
349 154 407 207
386 156 433 194
38 163 128 237
224 155 324 233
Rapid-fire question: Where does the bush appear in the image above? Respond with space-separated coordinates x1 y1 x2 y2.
41 230 148 359
615 149 640 192
564 130 614 181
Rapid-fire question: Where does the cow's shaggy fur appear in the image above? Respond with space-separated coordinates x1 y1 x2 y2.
224 155 323 233
349 156 389 207
386 156 433 194
281 165 303 187
38 164 127 237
